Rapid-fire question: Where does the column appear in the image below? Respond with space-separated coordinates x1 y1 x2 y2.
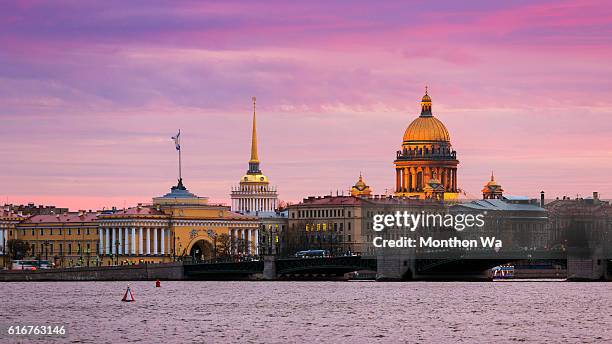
124 228 128 253
118 228 123 255
234 228 238 254
396 169 401 192
139 227 143 255
247 229 252 255
111 228 116 255
403 167 409 192
153 228 159 255
254 228 259 255
161 228 165 255
146 228 151 255
105 228 110 255
241 229 245 253
228 228 233 253
453 169 457 192
98 227 103 255
131 228 136 254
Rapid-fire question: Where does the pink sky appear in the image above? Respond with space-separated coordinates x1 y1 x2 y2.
1 0 612 210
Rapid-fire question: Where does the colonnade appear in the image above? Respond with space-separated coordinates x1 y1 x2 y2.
231 198 277 213
396 166 457 193
98 227 169 256
229 228 259 255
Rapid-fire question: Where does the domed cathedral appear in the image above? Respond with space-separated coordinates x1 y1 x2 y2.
231 97 279 213
394 88 459 200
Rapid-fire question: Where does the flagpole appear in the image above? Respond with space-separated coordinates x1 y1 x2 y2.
178 129 182 181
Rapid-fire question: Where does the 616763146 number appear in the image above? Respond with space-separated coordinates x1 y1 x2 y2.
6 325 66 336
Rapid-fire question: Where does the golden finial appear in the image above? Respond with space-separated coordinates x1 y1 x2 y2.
491 171 495 181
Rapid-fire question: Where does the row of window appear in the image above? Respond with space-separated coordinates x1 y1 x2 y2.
292 208 353 219
303 222 351 232
31 241 98 256
20 228 98 237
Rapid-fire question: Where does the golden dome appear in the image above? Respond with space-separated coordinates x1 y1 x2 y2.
402 89 450 142
403 116 450 142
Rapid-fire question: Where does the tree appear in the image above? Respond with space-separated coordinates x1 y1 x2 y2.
7 239 30 260
216 233 232 261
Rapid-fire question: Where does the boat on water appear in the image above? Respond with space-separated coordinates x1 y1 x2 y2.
491 265 514 279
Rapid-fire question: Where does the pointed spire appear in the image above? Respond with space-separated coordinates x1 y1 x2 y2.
490 170 495 182
247 97 261 174
250 96 259 163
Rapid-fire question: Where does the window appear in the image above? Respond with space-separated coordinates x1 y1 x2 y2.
77 229 81 235
68 229 72 235
31 229 35 236
40 229 44 236
348 223 351 231
68 243 72 254
50 229 53 236
59 228 62 235
348 235 352 242
59 244 63 254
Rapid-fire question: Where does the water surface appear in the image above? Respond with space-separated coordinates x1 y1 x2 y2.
1 281 610 343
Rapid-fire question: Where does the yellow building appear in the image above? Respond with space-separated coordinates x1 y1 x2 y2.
350 173 373 197
394 89 459 200
15 212 100 267
97 181 260 265
1 209 26 268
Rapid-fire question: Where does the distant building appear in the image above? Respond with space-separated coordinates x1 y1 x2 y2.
545 192 611 251
230 97 279 214
394 90 459 200
3 203 69 216
1 209 26 268
451 195 548 250
15 211 99 267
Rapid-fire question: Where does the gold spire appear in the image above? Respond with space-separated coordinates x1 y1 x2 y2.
249 96 259 163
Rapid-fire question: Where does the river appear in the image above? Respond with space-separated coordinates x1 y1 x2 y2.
1 281 610 343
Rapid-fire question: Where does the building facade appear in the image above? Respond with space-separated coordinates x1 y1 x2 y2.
97 181 261 265
394 90 459 200
1 209 26 268
15 212 100 267
231 97 278 214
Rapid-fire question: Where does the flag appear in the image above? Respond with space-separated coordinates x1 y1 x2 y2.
171 130 180 151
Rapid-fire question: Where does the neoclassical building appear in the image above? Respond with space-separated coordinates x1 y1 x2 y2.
231 97 279 214
97 180 260 265
394 89 459 200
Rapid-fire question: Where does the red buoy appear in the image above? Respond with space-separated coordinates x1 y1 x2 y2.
155 279 161 288
122 285 135 302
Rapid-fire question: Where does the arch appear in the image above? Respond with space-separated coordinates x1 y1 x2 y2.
187 238 214 262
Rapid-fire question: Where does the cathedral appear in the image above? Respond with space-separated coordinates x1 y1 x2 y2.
394 89 459 200
230 97 279 213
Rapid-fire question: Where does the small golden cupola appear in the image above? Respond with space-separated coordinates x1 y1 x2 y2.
350 173 372 197
482 172 504 199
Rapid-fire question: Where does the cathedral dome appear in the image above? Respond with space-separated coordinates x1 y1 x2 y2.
402 90 450 143
403 116 451 142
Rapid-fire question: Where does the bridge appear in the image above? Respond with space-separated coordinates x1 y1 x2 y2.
184 256 377 280
181 245 592 281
